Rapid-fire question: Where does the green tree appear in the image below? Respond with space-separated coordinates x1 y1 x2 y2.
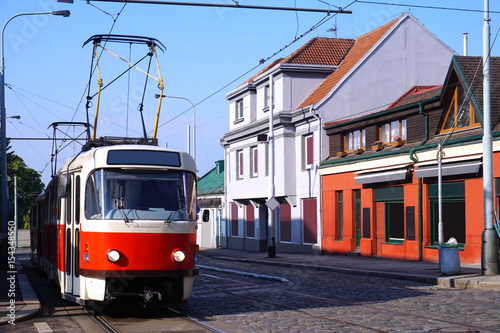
1 139 45 227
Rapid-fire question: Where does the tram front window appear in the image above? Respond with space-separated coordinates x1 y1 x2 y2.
85 169 197 221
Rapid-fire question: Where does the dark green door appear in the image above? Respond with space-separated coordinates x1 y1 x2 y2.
354 190 361 248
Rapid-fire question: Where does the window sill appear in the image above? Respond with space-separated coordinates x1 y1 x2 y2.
425 245 464 251
233 118 244 124
382 241 403 245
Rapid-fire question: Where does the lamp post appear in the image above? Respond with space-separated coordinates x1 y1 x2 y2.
1 10 70 268
164 95 196 163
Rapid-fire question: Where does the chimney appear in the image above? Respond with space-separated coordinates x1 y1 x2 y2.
463 32 469 56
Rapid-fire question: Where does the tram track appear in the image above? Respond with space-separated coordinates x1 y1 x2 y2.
83 303 227 333
191 271 495 332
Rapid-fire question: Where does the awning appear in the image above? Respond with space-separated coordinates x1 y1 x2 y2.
355 167 410 185
414 159 481 178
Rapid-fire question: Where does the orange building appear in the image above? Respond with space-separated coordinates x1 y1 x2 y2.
320 56 500 265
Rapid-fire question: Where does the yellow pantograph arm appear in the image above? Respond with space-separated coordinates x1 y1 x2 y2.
92 44 103 141
98 44 162 83
153 43 164 139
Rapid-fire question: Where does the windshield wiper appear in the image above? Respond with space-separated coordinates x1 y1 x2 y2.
165 211 175 226
118 207 131 224
113 196 131 224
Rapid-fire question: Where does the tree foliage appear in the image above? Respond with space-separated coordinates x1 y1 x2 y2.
0 139 45 228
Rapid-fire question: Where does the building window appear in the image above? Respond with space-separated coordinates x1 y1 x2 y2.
231 202 239 237
385 202 405 243
236 150 243 180
235 99 244 122
379 120 406 143
374 186 404 244
265 142 269 176
264 85 270 109
250 146 258 178
336 191 343 240
440 84 480 133
344 129 366 151
279 203 291 242
246 204 255 238
303 134 314 169
429 182 466 245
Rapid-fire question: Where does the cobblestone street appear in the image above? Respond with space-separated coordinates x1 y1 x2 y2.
172 256 500 332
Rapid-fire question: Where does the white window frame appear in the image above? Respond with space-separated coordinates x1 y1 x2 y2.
303 134 314 170
236 149 244 180
250 146 258 178
235 99 244 122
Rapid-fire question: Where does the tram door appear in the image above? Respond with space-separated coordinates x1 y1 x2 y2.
64 174 81 296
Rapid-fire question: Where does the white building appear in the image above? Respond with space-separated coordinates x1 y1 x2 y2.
220 13 455 254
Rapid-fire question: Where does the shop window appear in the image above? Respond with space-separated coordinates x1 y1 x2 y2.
385 202 405 243
440 84 480 133
343 129 366 152
429 182 466 245
379 119 406 143
374 186 404 244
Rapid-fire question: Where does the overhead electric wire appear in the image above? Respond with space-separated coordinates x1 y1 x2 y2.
354 1 500 14
155 1 356 133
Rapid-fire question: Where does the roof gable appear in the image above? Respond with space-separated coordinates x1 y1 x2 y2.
445 56 500 130
297 15 402 109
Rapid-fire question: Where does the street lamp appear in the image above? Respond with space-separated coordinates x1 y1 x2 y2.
157 95 196 162
1 10 70 268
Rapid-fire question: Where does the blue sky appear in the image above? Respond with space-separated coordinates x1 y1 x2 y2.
2 0 500 185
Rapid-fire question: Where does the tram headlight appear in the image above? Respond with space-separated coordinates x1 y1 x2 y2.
107 249 120 263
172 250 186 263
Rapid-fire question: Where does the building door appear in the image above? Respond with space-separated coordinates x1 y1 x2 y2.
303 198 317 244
63 174 81 296
354 190 361 248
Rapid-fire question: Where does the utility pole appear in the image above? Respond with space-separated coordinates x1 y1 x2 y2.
481 0 500 275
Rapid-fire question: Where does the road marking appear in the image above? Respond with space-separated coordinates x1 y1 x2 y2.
198 264 289 282
34 322 53 333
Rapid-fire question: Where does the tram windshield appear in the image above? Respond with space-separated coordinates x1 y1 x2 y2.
85 169 197 221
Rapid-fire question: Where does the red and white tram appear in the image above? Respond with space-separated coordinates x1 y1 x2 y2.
30 144 199 307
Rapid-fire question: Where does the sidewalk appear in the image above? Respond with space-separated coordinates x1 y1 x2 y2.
1 239 42 326
198 247 500 290
3 238 500 326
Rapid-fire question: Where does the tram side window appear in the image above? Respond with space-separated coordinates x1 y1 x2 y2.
85 171 102 219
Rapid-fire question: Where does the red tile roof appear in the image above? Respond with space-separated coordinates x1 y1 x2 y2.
283 37 354 66
386 85 442 109
240 37 354 87
297 16 402 109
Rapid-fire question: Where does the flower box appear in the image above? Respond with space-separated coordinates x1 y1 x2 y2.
337 151 348 157
353 148 364 155
392 139 405 147
372 144 384 152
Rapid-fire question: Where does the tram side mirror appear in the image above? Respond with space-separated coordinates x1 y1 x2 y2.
202 210 210 222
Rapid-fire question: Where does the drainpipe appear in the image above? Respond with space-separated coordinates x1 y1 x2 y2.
268 73 276 257
310 107 323 252
218 138 228 248
409 102 428 261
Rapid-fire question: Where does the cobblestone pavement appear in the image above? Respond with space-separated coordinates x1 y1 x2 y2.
171 256 500 333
